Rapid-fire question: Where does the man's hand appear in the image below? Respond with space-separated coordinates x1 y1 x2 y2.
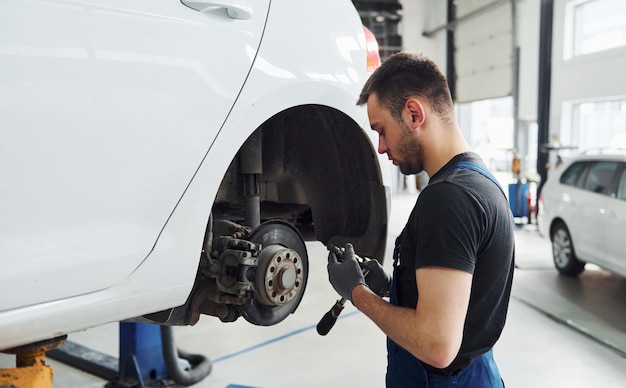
327 243 366 301
362 260 391 298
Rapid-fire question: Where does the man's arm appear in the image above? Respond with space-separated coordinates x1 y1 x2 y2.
351 266 472 369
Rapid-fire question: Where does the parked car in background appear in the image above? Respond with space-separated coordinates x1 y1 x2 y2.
538 150 626 277
0 0 390 351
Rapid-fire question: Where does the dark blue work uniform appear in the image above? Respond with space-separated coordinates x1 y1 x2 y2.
385 153 514 387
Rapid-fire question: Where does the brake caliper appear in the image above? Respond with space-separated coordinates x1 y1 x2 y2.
205 236 260 306
199 220 309 326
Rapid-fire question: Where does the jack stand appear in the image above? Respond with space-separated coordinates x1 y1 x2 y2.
0 336 67 388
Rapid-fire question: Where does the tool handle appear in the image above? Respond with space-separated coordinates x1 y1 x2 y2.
316 298 346 336
318 244 370 336
328 244 371 268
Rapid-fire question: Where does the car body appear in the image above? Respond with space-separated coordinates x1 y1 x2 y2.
538 150 626 277
0 0 391 350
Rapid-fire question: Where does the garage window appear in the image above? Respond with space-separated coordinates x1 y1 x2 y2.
563 99 626 150
564 0 626 59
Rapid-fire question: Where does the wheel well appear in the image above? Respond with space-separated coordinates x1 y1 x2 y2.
212 105 388 260
549 218 566 238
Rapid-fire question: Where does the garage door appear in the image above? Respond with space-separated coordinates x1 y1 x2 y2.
454 0 514 103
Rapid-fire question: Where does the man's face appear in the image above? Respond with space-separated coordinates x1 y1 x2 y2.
367 93 424 175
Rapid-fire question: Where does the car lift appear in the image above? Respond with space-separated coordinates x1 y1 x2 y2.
1 322 212 388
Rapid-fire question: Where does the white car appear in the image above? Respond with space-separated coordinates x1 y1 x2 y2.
538 150 626 277
0 0 391 351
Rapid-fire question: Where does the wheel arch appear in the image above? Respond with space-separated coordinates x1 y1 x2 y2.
549 217 567 238
550 218 586 276
212 104 389 261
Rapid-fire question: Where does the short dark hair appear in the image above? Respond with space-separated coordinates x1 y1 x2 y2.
358 52 454 125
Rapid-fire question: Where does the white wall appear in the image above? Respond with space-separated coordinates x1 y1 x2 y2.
400 0 540 122
399 0 447 69
550 0 626 141
517 0 540 122
399 0 626 150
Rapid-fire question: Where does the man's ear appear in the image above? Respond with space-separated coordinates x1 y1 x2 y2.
405 98 426 129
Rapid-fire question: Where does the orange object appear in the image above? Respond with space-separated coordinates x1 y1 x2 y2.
0 336 66 388
363 26 381 72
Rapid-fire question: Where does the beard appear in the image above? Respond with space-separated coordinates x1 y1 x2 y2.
395 120 425 175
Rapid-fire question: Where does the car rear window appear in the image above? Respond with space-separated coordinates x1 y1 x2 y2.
560 160 621 196
582 161 619 195
559 161 587 186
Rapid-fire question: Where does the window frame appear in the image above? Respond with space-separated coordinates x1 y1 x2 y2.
616 162 626 200
563 0 626 60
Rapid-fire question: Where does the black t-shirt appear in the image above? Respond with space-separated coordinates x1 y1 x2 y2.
395 152 515 376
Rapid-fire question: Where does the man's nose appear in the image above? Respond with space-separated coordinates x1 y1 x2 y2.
378 137 388 154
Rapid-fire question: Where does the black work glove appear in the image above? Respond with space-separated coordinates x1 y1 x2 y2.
327 243 366 301
362 259 391 298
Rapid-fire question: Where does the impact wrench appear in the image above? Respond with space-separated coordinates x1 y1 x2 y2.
316 244 370 336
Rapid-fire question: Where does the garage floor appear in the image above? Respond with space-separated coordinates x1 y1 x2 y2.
2 192 626 387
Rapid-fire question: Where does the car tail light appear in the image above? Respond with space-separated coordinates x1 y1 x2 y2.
363 26 381 72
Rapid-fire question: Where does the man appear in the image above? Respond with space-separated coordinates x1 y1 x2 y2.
327 52 515 387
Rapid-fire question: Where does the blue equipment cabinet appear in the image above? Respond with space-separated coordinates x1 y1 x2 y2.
508 181 528 218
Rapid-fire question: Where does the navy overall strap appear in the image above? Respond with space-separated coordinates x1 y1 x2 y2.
441 161 505 196
441 160 514 226
394 160 512 269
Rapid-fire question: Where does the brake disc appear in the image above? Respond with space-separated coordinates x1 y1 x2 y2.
240 220 309 326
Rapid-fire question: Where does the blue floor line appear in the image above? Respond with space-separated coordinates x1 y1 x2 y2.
213 309 360 364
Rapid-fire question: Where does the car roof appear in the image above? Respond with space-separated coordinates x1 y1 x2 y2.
562 149 626 163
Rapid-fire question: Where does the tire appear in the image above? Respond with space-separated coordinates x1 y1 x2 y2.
550 222 585 276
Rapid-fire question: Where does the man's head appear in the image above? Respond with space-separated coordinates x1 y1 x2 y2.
357 52 454 126
359 52 460 176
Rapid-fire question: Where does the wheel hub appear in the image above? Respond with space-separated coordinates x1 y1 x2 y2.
239 220 309 326
553 229 570 268
255 245 304 306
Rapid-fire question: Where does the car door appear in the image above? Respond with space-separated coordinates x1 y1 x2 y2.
602 162 626 276
575 161 620 262
0 0 270 311
558 161 593 260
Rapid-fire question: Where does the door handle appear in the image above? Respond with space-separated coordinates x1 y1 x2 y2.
181 0 252 20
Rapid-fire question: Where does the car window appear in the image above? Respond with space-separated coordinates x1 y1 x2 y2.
617 165 626 200
581 161 619 195
560 161 587 187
